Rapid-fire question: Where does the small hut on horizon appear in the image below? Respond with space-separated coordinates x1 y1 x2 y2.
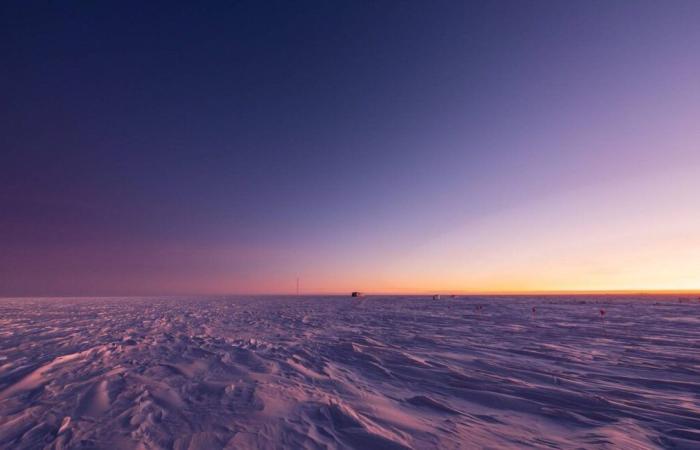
351 291 364 297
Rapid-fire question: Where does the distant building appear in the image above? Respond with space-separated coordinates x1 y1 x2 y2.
351 291 364 297
433 294 441 300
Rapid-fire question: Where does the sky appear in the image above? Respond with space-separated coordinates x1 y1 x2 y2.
2 1 699 296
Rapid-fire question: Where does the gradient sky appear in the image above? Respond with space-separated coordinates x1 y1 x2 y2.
2 1 699 296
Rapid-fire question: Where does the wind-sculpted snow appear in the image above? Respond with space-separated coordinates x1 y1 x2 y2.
1 296 699 449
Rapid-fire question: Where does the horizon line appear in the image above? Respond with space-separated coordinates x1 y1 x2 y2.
2 289 700 299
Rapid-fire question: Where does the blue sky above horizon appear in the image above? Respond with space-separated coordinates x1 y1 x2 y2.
2 1 699 296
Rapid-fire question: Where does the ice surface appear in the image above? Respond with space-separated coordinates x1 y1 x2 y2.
0 295 699 449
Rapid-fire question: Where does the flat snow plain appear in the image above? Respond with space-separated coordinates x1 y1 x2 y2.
1 295 699 449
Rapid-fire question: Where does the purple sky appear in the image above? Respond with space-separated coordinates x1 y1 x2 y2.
2 1 699 295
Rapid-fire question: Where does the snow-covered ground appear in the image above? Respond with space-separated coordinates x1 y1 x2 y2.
0 295 699 449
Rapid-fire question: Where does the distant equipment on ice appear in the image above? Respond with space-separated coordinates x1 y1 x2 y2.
351 292 364 297
433 295 441 300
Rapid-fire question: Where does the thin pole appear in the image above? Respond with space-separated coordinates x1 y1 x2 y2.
296 277 299 296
